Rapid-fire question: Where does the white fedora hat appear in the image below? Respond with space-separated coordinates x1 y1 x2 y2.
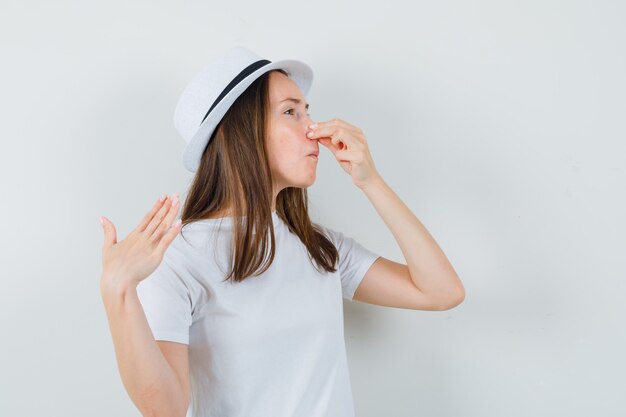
174 46 314 173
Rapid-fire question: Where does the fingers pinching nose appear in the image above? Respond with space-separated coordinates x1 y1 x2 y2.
307 123 318 139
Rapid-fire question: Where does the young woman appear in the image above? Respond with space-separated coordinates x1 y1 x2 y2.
99 47 464 417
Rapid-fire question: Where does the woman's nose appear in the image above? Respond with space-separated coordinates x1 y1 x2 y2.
304 114 315 130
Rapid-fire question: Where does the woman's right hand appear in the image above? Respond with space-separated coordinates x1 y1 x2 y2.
99 193 182 295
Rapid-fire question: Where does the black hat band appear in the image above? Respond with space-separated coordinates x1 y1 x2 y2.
200 59 271 125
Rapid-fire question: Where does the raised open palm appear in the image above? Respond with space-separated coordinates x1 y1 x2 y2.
99 193 182 293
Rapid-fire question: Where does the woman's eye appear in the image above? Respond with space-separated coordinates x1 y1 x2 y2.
284 109 310 117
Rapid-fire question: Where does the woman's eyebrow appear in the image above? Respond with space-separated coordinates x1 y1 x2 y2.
279 97 309 109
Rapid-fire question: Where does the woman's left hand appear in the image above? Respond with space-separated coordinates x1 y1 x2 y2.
306 118 380 190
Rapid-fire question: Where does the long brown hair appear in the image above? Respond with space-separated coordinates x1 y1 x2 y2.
179 69 339 283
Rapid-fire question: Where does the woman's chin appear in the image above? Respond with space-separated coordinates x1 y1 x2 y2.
302 173 317 188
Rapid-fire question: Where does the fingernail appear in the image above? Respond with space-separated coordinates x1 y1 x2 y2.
159 193 167 202
307 131 313 138
309 123 317 129
99 216 104 226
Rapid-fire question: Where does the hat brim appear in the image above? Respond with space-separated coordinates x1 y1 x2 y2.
182 59 313 173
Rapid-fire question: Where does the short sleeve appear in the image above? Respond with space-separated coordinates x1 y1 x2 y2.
136 251 193 345
320 225 381 301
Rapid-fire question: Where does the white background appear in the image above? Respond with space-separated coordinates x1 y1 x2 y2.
1 1 625 416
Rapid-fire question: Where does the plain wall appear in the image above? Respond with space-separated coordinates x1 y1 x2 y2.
1 1 625 416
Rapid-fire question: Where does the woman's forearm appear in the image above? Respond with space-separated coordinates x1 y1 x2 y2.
362 174 465 307
100 279 188 417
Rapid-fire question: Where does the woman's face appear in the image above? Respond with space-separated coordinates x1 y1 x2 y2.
266 71 318 192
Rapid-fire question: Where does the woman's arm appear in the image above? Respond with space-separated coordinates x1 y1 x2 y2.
309 119 464 308
101 280 189 417
360 174 465 307
99 193 187 416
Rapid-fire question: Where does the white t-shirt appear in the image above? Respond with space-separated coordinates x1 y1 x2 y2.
136 210 380 417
